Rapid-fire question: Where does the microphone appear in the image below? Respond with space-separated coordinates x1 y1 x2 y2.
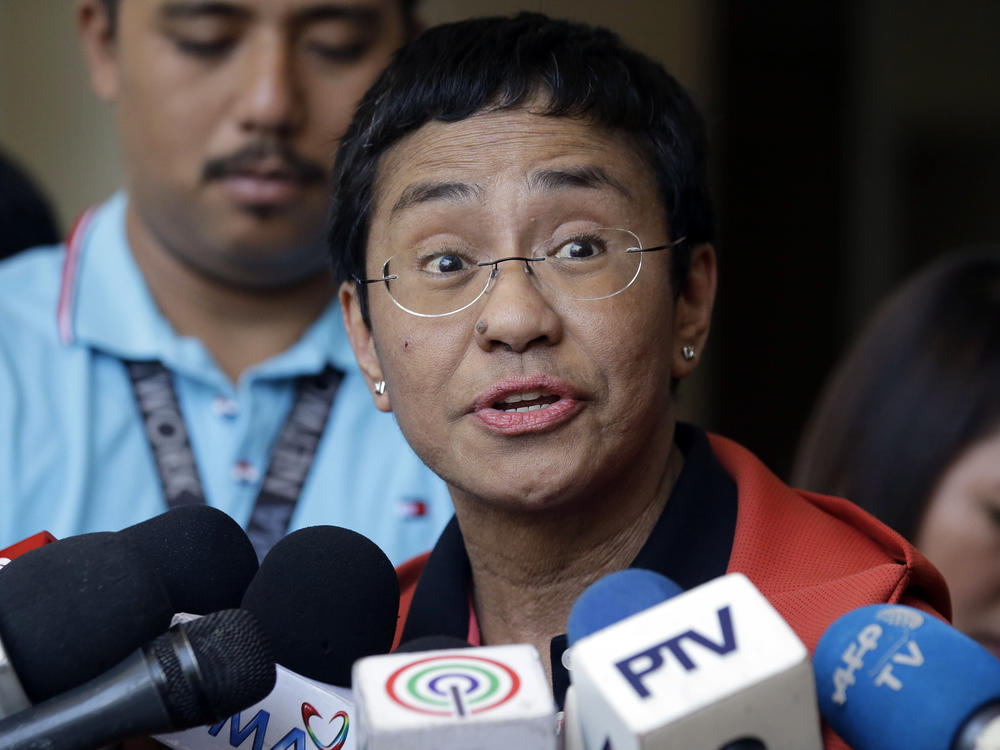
353 642 558 749
0 507 260 716
0 533 174 707
813 603 1000 750
567 571 822 749
0 608 276 750
117 505 259 614
157 525 400 750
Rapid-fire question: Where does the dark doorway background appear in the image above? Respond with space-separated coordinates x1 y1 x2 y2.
709 0 1000 478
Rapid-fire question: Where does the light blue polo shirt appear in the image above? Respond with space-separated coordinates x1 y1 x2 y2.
0 193 452 565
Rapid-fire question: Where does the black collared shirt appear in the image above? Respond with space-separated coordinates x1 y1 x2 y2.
399 423 738 708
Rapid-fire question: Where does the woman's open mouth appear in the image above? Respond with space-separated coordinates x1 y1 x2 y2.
473 378 582 434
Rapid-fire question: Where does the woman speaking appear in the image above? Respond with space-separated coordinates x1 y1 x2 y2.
328 14 948 748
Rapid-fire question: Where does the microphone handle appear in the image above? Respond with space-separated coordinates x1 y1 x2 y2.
0 648 172 750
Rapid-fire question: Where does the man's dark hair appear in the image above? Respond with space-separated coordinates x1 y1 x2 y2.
98 0 420 37
328 13 714 326
793 248 1000 540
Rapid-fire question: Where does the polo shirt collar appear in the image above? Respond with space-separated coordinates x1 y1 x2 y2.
399 423 738 707
66 192 351 383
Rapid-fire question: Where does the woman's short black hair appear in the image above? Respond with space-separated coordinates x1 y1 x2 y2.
792 248 1000 540
328 12 713 325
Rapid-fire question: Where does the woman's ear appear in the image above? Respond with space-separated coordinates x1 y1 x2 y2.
672 242 717 379
340 282 392 412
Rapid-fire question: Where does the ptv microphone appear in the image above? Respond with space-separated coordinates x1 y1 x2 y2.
0 609 275 750
813 604 1000 750
353 642 558 749
568 572 822 750
158 525 400 750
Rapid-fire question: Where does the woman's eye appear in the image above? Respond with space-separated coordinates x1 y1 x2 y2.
553 238 604 259
424 253 468 274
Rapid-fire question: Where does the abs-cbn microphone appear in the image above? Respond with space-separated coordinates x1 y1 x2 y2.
567 571 822 750
0 609 275 750
353 641 558 749
158 525 400 750
814 604 1000 750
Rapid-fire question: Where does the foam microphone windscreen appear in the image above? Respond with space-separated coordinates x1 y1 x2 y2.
0 532 174 702
155 609 276 725
240 526 400 686
566 568 684 646
118 505 259 614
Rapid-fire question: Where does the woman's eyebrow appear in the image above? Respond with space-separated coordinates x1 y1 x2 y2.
390 181 484 218
528 166 632 198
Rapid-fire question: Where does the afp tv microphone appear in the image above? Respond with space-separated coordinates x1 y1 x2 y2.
567 571 822 750
814 604 1000 750
159 525 400 750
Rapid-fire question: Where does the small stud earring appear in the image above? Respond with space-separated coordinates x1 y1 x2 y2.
681 345 696 361
373 380 386 395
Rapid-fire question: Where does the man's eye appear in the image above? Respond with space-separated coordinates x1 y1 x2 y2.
306 40 369 63
172 37 236 58
553 238 604 259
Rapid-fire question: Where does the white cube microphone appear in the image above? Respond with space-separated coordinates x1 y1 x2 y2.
569 572 823 750
353 643 558 749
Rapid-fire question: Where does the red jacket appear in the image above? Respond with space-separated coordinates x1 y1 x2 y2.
395 433 951 749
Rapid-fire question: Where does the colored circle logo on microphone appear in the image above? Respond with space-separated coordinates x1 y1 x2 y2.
385 654 521 717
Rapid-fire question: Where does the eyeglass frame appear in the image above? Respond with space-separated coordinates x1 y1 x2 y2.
353 229 687 318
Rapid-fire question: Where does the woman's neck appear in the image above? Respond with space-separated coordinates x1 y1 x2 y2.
455 439 685 682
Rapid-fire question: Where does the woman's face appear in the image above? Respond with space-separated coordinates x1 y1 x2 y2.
341 107 715 512
915 430 1000 655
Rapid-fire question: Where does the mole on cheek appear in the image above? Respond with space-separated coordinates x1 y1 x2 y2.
403 340 410 350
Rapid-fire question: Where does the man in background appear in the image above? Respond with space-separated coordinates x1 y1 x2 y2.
0 0 451 563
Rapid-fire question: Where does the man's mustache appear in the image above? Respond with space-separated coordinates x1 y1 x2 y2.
202 142 326 184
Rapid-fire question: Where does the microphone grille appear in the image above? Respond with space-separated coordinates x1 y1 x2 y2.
152 609 276 726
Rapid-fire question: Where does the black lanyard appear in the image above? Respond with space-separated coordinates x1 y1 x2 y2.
125 360 342 560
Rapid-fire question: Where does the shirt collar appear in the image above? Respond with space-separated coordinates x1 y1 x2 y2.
400 423 738 708
66 192 352 383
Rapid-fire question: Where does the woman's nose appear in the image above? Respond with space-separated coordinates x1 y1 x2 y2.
473 260 563 353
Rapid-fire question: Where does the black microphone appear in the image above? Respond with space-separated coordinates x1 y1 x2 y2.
0 532 174 704
0 507 259 708
156 526 401 749
0 609 275 750
117 505 259 614
240 525 400 686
